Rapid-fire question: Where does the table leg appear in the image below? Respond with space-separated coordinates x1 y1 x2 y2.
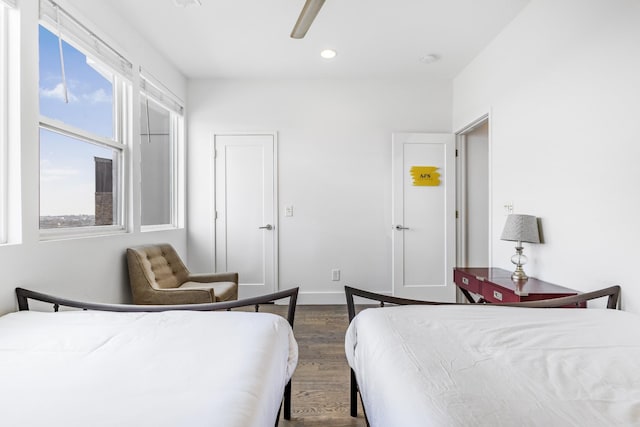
459 288 479 304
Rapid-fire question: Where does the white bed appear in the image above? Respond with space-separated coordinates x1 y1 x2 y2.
345 301 640 426
3 288 299 427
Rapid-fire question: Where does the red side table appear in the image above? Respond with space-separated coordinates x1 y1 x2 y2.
453 267 582 305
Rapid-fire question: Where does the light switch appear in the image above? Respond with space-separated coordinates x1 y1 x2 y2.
285 206 294 217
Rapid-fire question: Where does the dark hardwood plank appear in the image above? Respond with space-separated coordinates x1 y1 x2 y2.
267 305 367 426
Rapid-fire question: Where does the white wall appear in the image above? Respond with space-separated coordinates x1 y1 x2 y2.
453 0 640 312
188 78 451 303
0 0 187 314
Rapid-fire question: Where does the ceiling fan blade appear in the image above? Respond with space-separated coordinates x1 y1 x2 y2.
290 0 326 39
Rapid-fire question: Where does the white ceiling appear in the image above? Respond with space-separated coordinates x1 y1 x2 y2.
93 0 530 80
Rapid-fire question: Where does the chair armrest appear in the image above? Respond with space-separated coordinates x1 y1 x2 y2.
187 272 238 283
146 287 215 305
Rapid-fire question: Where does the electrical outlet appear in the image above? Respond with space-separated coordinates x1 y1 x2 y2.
331 269 340 281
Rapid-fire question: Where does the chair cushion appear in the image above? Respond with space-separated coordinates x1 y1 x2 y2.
131 244 189 289
179 281 238 302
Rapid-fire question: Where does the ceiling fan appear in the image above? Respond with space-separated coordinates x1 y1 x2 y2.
290 0 326 39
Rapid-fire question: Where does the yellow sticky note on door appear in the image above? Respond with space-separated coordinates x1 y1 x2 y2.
410 166 440 186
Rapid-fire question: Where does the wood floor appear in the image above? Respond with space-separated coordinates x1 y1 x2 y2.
270 305 367 426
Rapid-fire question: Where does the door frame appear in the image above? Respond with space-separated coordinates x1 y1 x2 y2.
211 131 279 293
455 113 492 269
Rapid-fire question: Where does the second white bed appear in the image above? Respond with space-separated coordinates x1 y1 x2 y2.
345 305 640 427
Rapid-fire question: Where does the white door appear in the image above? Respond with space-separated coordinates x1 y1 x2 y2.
392 133 456 301
214 133 277 298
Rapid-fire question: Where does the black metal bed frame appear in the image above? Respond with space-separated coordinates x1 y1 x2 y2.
344 284 621 424
15 286 299 426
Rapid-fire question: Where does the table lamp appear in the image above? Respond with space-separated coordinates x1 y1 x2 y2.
500 214 540 281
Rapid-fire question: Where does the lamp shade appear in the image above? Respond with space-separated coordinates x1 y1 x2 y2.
500 214 540 244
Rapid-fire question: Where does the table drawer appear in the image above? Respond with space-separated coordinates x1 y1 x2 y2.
454 270 482 294
482 282 520 303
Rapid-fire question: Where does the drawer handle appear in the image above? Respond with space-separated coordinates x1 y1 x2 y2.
461 277 469 285
493 290 503 301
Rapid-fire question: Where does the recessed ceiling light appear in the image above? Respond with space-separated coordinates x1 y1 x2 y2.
320 49 337 60
174 0 202 7
419 54 439 64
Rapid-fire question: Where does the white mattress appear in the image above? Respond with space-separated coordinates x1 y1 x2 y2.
345 305 640 427
0 309 298 427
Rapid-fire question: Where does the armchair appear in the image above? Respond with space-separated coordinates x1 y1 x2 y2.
127 243 238 305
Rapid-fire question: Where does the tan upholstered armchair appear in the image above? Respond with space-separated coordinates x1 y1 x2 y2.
126 243 238 305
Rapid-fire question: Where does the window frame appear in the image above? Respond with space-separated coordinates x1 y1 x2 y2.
38 15 131 239
0 2 14 244
139 72 184 231
0 6 8 243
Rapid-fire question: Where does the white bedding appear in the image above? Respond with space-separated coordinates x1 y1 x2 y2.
345 305 640 427
0 309 298 427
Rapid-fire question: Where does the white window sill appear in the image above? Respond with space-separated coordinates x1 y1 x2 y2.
140 224 179 233
40 225 127 242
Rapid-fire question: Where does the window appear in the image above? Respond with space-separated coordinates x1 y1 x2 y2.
0 0 16 243
38 0 132 235
139 70 183 228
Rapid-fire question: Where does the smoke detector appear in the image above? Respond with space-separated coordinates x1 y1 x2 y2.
419 54 440 64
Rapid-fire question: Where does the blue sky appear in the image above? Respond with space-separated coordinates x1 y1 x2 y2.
39 25 115 216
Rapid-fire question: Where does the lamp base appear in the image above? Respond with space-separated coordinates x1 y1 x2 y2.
511 267 528 282
510 245 529 282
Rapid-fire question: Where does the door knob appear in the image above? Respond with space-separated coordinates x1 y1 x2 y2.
395 225 409 230
259 224 273 230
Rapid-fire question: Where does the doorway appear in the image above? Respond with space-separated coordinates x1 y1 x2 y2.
456 118 490 269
